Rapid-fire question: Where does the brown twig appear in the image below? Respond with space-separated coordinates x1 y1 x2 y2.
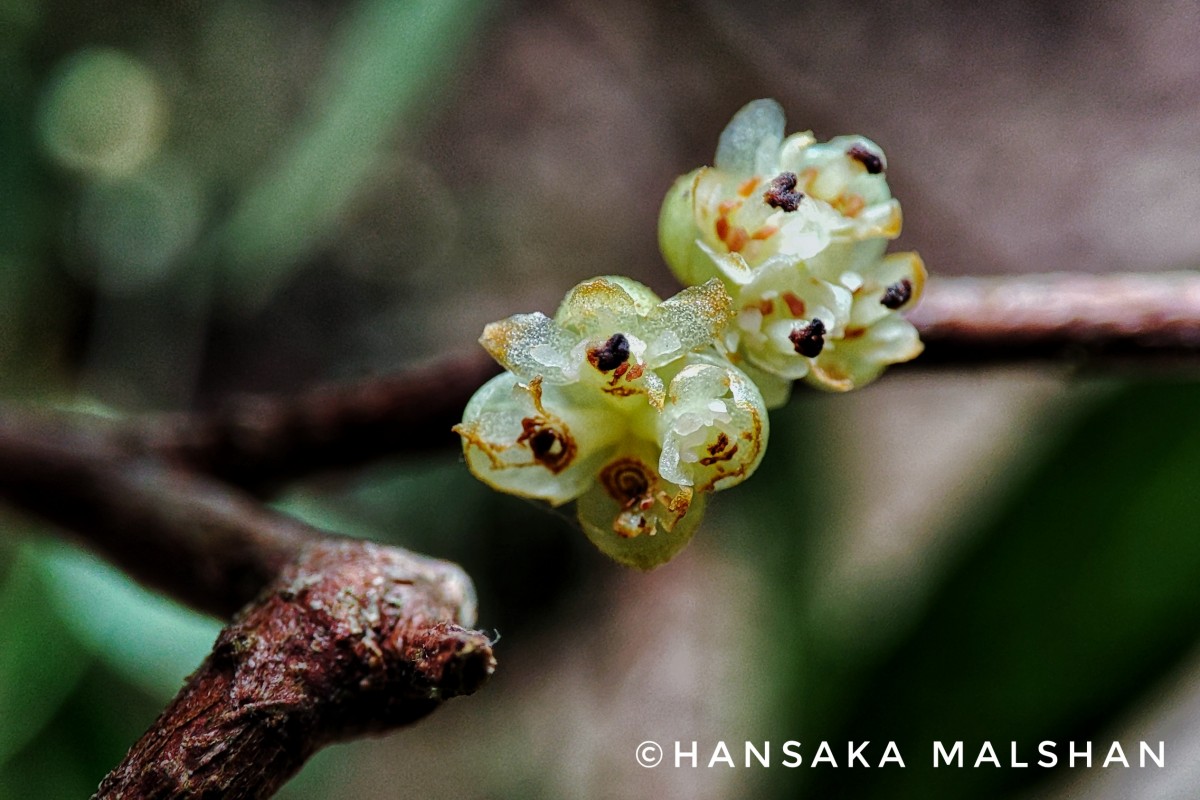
911 272 1200 363
0 411 310 616
0 411 494 799
121 272 1200 495
131 350 501 496
93 540 492 800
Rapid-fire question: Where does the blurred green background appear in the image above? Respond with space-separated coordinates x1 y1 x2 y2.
3 1 1200 797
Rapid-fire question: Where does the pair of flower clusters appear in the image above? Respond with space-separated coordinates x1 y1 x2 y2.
455 100 925 568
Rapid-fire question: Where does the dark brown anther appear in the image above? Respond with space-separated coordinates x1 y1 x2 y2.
588 333 631 372
529 429 560 459
788 318 826 357
518 418 576 473
847 144 884 174
763 172 804 212
880 278 913 309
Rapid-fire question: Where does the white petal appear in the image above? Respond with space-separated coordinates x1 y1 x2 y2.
455 374 620 505
807 316 924 392
657 357 769 493
555 276 658 337
479 313 581 384
640 279 733 367
696 241 756 286
577 477 706 570
715 98 785 175
733 263 852 381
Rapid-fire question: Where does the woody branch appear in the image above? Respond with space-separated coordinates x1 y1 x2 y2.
0 411 494 800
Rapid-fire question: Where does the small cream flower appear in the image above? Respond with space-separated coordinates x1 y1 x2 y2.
455 276 768 569
658 99 926 403
807 252 927 391
660 99 901 285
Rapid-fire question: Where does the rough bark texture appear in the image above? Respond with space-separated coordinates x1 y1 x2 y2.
0 409 494 799
93 540 492 800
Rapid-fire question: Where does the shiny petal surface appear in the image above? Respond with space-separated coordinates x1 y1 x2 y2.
657 356 768 492
640 279 734 367
715 98 785 175
479 313 582 384
455 373 620 504
577 461 707 570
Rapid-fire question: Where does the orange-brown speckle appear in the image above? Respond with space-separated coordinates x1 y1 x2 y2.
715 216 730 243
833 194 866 218
799 167 819 194
749 298 775 316
698 432 739 466
781 292 806 318
725 227 749 253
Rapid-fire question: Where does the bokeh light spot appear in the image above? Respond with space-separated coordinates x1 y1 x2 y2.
37 47 166 177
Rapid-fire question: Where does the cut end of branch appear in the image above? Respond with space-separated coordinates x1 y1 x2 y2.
95 539 494 799
398 622 497 699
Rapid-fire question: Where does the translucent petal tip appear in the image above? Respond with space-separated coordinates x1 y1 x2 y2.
715 98 785 174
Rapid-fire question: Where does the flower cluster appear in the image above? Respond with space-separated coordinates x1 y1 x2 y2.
455 277 768 569
658 99 926 406
456 99 926 568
